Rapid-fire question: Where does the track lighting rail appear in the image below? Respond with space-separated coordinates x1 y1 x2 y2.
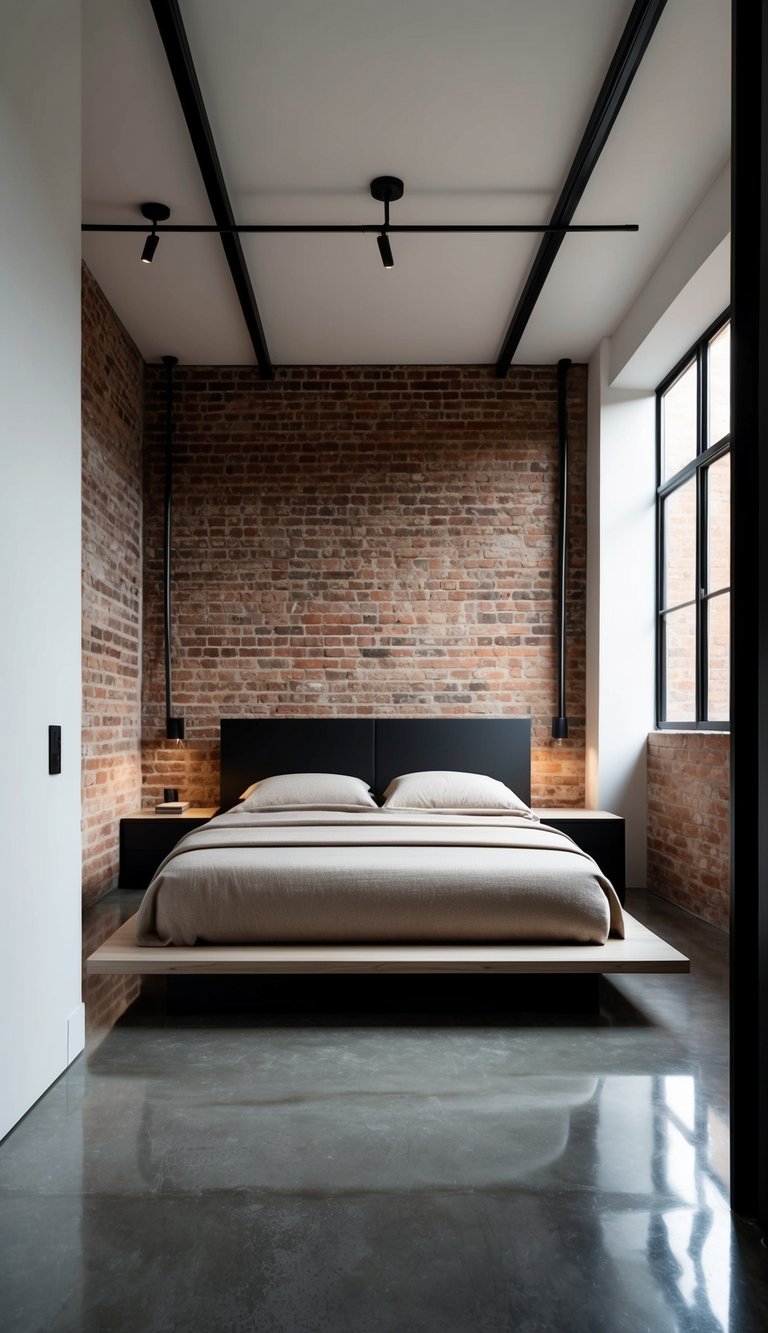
83 221 638 235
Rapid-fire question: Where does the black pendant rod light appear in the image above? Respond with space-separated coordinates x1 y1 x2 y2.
552 358 571 743
140 202 170 263
162 355 185 743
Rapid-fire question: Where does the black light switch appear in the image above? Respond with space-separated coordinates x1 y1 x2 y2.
48 725 61 775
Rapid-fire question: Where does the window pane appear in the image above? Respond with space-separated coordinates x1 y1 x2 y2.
663 479 696 609
664 606 697 721
709 323 730 446
707 452 730 593
707 591 729 721
662 361 697 480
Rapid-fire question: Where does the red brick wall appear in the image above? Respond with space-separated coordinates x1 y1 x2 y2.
81 265 144 903
141 364 587 807
647 731 729 929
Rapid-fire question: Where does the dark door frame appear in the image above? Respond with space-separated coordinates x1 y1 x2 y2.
730 0 768 1231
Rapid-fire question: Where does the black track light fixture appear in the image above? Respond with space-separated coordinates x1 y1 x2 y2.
85 187 639 262
140 201 171 263
370 176 403 269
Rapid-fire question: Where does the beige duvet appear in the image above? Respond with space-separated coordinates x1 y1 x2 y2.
135 809 624 947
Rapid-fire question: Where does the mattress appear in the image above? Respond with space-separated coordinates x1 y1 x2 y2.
135 809 624 947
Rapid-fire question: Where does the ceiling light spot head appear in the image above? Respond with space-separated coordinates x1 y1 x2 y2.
141 232 160 264
377 232 394 269
369 176 404 204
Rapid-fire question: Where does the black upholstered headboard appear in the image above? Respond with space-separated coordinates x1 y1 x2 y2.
219 717 531 811
373 718 530 801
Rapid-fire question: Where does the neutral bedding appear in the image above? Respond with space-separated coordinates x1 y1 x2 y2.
135 808 624 947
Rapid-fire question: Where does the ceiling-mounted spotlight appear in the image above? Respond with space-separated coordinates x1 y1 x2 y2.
140 201 171 263
141 232 160 265
376 233 394 269
370 176 403 269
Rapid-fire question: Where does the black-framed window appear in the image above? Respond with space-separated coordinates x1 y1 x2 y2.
657 313 730 729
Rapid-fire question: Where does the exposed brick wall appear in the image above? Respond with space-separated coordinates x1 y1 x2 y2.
81 265 144 904
141 364 587 807
647 731 729 929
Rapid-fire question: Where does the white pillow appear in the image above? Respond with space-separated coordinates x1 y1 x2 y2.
381 770 532 816
240 772 377 810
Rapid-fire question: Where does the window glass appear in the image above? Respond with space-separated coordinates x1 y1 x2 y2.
663 480 696 610
707 591 730 721
707 453 730 594
664 606 697 722
662 361 697 481
709 323 730 446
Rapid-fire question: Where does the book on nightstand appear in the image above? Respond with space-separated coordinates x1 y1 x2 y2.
155 801 191 814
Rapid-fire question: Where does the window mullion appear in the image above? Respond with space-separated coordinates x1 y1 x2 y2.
698 464 708 723
697 340 708 723
656 389 664 725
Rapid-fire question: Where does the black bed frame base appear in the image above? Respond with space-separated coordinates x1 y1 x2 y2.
146 971 601 1019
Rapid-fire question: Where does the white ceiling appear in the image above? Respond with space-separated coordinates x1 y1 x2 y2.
81 0 730 367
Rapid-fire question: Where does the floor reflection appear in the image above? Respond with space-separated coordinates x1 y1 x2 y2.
1 890 766 1332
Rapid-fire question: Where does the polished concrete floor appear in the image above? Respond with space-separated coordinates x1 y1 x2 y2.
1 891 767 1332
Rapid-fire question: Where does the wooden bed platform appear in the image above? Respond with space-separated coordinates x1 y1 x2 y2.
86 911 689 977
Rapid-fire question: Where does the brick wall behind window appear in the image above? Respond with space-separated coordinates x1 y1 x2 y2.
647 731 729 929
141 365 588 807
81 265 144 903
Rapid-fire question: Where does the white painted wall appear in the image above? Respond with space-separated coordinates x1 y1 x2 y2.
0 0 83 1138
610 163 730 389
586 342 656 887
586 162 731 888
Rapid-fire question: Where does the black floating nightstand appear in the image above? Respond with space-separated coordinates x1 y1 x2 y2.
119 808 218 888
531 808 626 904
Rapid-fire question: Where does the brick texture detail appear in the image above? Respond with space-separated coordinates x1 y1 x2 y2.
81 265 144 904
647 731 729 929
141 365 587 807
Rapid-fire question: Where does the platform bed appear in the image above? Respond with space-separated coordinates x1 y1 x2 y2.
87 718 689 984
87 908 688 976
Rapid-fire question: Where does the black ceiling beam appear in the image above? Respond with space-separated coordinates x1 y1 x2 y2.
149 0 273 378
494 0 668 377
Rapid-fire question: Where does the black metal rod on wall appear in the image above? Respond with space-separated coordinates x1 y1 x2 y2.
162 356 184 743
552 359 571 741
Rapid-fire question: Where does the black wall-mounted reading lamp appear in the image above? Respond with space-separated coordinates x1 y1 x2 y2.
162 354 185 743
552 358 571 743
